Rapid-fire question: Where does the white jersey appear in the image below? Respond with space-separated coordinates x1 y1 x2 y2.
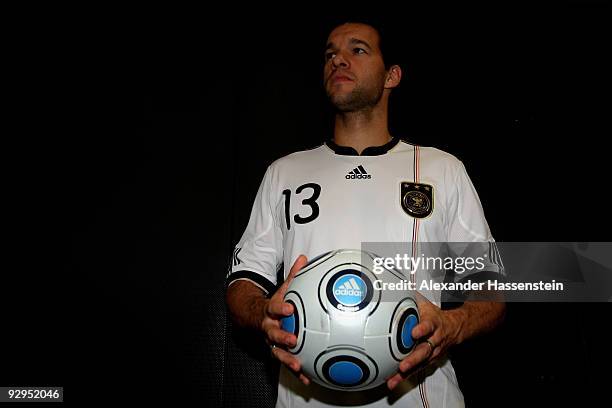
227 138 502 407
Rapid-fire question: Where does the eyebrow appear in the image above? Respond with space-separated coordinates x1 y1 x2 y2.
325 38 373 51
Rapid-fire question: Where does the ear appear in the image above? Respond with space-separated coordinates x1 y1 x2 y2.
384 64 402 89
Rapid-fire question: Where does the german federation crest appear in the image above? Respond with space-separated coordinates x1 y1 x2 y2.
400 182 434 218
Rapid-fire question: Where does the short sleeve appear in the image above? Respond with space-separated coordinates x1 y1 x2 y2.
226 165 283 295
447 161 493 242
446 161 505 281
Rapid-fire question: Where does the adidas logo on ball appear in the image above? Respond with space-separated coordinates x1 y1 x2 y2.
332 275 367 306
333 278 364 298
346 165 372 179
334 288 362 296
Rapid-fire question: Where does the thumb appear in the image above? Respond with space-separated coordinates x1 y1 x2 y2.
280 255 308 294
413 291 432 308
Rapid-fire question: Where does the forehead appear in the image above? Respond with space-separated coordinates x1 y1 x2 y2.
326 23 381 49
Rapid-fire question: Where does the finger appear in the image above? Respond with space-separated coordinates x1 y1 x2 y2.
298 373 310 385
291 254 308 273
288 367 311 385
272 347 302 373
411 319 435 340
424 335 443 360
414 293 440 314
413 291 430 307
389 359 430 390
387 373 404 390
267 327 297 347
398 342 434 373
281 255 308 291
266 298 294 318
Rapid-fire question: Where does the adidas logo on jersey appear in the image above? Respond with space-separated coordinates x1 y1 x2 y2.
346 165 372 179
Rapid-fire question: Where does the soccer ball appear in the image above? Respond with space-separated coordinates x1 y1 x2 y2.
281 249 419 391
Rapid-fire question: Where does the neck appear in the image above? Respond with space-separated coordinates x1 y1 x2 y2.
332 100 392 154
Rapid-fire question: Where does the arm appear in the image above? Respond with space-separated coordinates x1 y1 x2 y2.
443 292 506 346
225 280 269 332
225 256 311 385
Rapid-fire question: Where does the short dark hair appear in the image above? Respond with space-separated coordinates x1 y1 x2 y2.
321 15 403 70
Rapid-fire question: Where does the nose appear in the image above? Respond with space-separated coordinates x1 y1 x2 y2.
331 52 349 69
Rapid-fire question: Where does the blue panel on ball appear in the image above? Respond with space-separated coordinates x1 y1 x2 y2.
401 314 418 349
328 361 364 385
281 314 296 334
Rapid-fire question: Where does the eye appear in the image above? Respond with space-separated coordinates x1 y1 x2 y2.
325 51 336 61
353 47 366 55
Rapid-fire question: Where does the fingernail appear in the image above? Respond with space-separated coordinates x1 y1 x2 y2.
284 305 292 314
388 379 398 389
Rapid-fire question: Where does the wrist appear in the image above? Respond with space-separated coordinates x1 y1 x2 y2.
444 308 467 346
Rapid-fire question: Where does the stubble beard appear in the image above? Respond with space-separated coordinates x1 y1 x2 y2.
328 80 385 113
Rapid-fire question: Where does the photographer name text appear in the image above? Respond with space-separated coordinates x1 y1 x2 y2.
373 279 564 292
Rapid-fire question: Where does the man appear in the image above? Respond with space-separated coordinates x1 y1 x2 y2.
226 20 505 407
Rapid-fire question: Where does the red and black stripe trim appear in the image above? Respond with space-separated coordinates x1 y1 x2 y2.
410 145 421 286
409 145 431 408
418 371 430 408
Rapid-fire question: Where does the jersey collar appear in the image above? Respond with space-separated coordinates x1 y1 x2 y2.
325 137 400 156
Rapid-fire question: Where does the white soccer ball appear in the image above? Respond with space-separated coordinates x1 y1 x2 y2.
281 249 419 391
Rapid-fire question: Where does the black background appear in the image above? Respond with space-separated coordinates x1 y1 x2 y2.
4 2 611 407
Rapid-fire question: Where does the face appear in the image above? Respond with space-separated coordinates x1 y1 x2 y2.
323 23 389 112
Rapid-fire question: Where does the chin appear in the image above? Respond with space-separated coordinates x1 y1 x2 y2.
330 92 352 105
